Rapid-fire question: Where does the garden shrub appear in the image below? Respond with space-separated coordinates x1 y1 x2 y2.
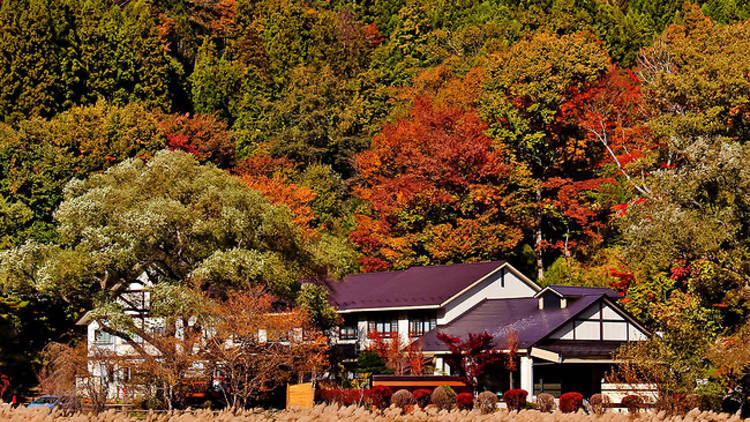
656 393 687 414
700 394 724 412
560 392 583 413
503 388 528 411
431 385 456 410
413 388 432 408
476 391 498 414
622 394 644 413
391 389 414 409
456 392 474 410
590 393 609 415
686 394 701 411
366 385 392 409
537 393 556 412
315 388 367 406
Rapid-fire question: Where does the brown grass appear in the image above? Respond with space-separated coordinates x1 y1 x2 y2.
0 405 738 422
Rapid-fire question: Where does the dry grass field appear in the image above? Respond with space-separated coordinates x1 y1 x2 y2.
0 405 740 422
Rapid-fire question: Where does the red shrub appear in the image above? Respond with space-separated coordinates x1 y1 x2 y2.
622 395 644 413
503 389 528 410
366 385 392 409
315 389 368 405
413 388 432 408
560 392 583 413
456 392 474 410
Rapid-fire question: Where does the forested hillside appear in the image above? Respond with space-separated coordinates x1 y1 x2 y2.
0 0 748 398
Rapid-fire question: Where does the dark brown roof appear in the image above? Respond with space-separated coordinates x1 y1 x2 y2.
421 294 607 351
327 261 507 311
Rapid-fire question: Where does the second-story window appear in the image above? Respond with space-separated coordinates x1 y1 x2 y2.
409 317 437 337
339 326 357 340
368 319 398 338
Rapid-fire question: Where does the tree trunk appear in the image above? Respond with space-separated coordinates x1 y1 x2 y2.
535 186 544 281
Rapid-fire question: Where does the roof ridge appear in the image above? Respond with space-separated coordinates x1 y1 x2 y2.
403 260 505 270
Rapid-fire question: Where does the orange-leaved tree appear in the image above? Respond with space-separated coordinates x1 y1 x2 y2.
159 112 237 169
351 97 534 271
206 288 329 408
366 332 426 375
233 155 318 236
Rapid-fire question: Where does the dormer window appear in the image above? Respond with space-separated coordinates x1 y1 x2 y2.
535 287 567 310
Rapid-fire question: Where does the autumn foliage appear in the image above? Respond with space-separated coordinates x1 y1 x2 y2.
436 331 511 390
352 98 531 271
160 112 237 168
503 389 528 411
366 332 426 375
560 392 584 413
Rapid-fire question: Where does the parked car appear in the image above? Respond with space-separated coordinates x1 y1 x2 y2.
27 395 81 413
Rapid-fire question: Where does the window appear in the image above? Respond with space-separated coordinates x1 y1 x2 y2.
94 330 113 345
409 317 436 337
121 290 147 311
339 326 357 340
368 319 398 338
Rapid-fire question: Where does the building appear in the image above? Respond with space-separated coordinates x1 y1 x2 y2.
83 260 648 401
326 260 648 398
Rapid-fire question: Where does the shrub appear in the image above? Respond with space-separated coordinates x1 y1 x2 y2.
560 392 583 413
589 393 609 415
366 385 392 409
537 393 556 412
700 394 723 412
503 389 528 411
456 392 474 410
315 388 367 406
431 386 457 410
622 394 644 413
413 388 432 408
685 394 701 411
391 389 414 409
475 391 498 414
655 393 687 414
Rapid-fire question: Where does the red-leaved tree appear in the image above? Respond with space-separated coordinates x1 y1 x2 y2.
160 112 237 168
437 331 510 391
351 97 533 272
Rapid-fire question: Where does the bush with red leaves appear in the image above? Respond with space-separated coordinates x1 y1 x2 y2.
366 385 392 409
503 389 528 411
622 394 644 413
315 389 367 405
456 392 474 410
413 388 432 408
560 392 583 413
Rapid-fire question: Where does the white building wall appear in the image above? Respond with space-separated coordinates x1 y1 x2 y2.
440 268 538 324
397 312 409 345
548 302 648 341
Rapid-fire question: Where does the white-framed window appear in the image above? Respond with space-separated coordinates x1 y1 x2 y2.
409 317 436 338
94 329 114 345
339 325 357 340
368 319 398 338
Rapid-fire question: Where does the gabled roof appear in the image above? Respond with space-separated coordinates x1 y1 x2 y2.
327 261 517 312
535 285 620 299
421 294 602 351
